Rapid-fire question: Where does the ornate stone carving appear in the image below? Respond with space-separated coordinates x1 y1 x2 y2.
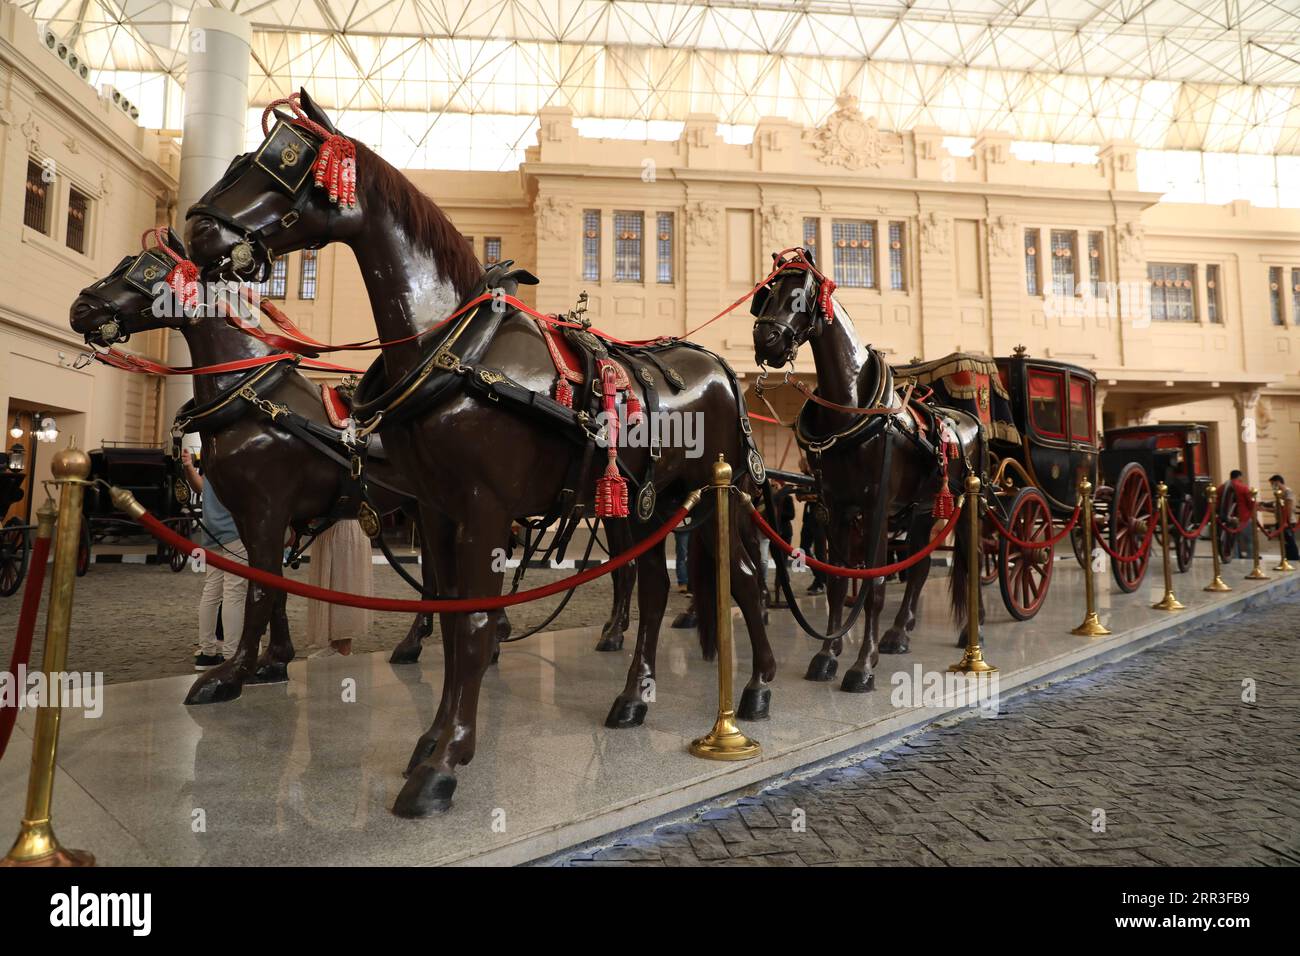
807 94 901 171
64 135 79 154
761 203 798 250
536 195 573 241
686 201 721 247
988 215 1017 257
920 211 951 256
20 112 39 152
99 171 114 205
1118 221 1145 262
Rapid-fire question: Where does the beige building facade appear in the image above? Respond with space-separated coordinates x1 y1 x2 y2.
2 0 1297 525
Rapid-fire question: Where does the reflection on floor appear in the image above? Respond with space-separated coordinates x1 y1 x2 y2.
2 559 1296 866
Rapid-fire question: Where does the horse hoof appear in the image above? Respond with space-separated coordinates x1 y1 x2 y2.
604 696 647 729
804 653 838 683
249 660 289 684
737 686 771 721
184 670 244 706
389 642 422 665
670 611 697 630
594 634 624 652
878 630 910 655
490 647 500 665
392 766 456 818
840 669 875 693
403 737 438 778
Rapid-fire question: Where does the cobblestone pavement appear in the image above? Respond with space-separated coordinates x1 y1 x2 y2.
553 594 1300 867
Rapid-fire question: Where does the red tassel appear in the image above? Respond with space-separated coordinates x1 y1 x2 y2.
934 485 954 521
594 361 627 518
819 278 837 323
626 393 643 426
555 379 573 408
166 260 201 311
313 133 357 208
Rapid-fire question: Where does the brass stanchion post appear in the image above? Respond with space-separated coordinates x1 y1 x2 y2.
1204 485 1231 593
2 440 95 867
950 476 996 674
1152 482 1184 611
1245 489 1269 581
1071 477 1110 636
1273 485 1294 572
689 456 761 761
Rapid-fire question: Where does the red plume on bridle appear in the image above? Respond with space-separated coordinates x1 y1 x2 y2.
262 92 357 208
772 247 836 323
144 227 200 311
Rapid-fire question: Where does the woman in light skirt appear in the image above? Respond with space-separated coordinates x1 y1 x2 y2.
307 519 373 657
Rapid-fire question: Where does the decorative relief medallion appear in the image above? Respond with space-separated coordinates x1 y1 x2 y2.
536 195 574 241
686 201 721 247
807 95 901 171
761 203 798 250
921 212 951 256
988 215 1017 257
1118 221 1145 262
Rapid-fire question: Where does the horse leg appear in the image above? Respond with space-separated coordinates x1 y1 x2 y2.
402 512 458 775
186 530 285 705
605 535 667 728
880 511 933 655
734 509 776 720
842 529 889 692
596 522 636 652
251 589 294 683
805 520 848 682
395 508 510 816
390 612 433 664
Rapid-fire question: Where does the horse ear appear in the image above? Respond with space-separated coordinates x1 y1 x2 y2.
165 227 186 256
297 88 338 135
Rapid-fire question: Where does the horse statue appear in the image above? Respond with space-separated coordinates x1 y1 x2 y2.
184 89 775 816
751 247 986 691
68 228 449 691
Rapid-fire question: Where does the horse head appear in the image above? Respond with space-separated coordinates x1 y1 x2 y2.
751 246 835 369
186 89 360 281
70 227 198 346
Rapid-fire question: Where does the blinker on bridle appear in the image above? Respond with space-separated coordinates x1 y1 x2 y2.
752 249 838 367
187 92 357 280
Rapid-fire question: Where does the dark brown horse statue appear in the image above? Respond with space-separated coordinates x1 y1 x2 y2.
184 90 774 816
69 228 443 693
751 248 985 690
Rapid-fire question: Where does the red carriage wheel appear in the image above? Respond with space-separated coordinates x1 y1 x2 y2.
1217 487 1239 564
75 519 92 577
997 487 1054 621
1070 523 1088 569
1108 463 1152 593
0 517 29 597
1175 496 1197 573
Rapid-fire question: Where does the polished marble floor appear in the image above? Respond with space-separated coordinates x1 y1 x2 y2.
2 557 1296 866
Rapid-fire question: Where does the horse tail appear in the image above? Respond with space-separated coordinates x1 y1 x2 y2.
688 507 718 661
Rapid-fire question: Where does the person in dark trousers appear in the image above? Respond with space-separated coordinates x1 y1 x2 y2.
1228 469 1254 559
1267 474 1298 561
673 520 692 594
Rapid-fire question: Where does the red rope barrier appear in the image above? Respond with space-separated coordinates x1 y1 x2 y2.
985 502 1081 550
750 500 962 579
1163 500 1213 541
129 502 687 613
0 534 51 763
1091 513 1157 563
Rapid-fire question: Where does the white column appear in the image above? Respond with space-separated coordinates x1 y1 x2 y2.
164 7 252 438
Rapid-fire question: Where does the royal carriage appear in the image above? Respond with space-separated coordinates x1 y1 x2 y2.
1101 423 1212 572
0 460 30 597
79 442 194 575
895 347 1154 621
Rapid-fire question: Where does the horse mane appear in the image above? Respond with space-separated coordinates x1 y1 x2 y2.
353 140 483 298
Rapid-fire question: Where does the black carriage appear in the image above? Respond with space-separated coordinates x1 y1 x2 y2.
1102 424 1212 572
0 463 30 597
79 442 194 575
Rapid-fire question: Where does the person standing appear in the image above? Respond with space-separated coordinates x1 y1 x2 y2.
181 449 247 671
673 520 693 594
307 519 373 657
1267 474 1298 561
1228 470 1254 559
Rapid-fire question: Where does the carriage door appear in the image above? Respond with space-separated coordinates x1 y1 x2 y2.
1067 374 1098 487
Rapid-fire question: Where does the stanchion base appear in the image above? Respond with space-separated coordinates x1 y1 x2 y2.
948 651 998 675
1203 577 1233 592
1 822 94 867
1071 612 1111 637
1274 560 1294 572
689 716 761 761
1245 568 1270 581
1151 593 1185 611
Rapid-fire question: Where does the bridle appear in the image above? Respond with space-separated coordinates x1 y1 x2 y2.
77 228 201 346
751 247 837 369
186 93 356 281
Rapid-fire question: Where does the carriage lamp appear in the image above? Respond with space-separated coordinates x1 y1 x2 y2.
34 414 58 443
7 443 24 472
8 415 22 440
